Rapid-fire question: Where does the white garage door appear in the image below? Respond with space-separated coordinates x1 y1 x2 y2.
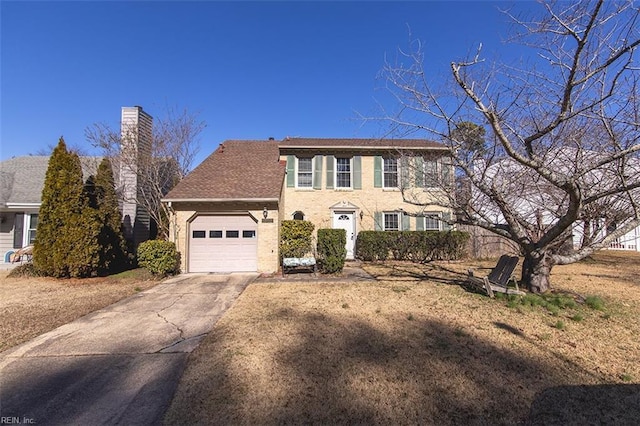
189 215 258 273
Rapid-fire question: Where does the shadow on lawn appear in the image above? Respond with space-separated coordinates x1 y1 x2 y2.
164 309 630 425
365 261 487 295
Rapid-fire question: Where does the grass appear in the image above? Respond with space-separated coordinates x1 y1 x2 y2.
0 268 159 351
585 295 605 311
164 250 640 425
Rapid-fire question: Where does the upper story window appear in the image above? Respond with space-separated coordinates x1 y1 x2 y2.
296 157 313 188
423 212 441 231
424 160 439 187
423 158 452 188
336 157 351 188
383 212 400 231
383 158 399 188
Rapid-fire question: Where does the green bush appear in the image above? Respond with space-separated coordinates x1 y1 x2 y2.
355 231 389 261
317 228 346 273
355 230 469 262
280 220 315 259
137 240 181 276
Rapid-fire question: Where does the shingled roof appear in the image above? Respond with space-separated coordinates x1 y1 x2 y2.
164 140 285 201
0 156 102 206
278 137 446 150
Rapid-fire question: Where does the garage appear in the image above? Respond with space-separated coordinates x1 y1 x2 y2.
188 214 258 273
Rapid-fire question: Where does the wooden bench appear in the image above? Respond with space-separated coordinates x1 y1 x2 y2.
283 257 317 275
468 254 525 297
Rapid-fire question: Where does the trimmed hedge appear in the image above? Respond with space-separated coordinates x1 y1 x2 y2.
355 231 469 262
137 240 181 276
317 228 346 273
280 220 315 259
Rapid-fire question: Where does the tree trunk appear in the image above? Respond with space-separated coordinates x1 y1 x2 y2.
522 251 554 293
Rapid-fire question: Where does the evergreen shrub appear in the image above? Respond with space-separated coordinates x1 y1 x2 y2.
137 240 181 276
317 228 346 273
355 231 469 262
33 139 103 278
280 220 315 259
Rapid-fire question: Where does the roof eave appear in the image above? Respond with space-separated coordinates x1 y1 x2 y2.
162 197 281 203
278 145 450 151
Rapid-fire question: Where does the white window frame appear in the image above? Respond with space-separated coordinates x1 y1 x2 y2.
383 157 399 188
23 213 38 246
335 157 352 189
423 159 439 188
423 212 442 231
296 157 314 188
383 212 401 231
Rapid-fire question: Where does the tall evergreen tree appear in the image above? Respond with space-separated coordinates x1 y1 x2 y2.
33 138 101 277
93 158 129 273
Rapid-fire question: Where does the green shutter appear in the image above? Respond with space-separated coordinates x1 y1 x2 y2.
402 213 410 231
286 155 295 188
326 155 335 189
415 157 424 188
442 212 452 231
374 211 382 231
313 155 323 189
441 157 452 187
353 156 362 190
415 215 424 231
401 157 410 189
374 156 382 188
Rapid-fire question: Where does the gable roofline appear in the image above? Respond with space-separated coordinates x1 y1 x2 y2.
163 140 285 201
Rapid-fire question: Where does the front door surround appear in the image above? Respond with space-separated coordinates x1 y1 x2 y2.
332 210 355 259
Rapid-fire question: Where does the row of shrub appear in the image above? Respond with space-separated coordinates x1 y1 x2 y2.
355 231 469 262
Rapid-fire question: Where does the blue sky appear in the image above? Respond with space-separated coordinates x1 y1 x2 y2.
1 1 528 166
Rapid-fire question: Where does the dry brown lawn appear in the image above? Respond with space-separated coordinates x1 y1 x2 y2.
0 268 160 352
164 251 640 425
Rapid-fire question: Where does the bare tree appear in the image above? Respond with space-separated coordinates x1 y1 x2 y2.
86 106 206 240
379 0 640 293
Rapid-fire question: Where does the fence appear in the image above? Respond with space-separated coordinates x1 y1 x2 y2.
457 225 520 259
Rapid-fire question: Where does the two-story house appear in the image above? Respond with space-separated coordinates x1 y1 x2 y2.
164 138 454 274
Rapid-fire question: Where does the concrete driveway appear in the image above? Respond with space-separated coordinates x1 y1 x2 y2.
0 273 256 425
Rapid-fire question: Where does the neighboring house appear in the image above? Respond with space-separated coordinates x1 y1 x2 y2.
0 106 153 264
163 138 454 274
0 156 102 262
467 150 640 254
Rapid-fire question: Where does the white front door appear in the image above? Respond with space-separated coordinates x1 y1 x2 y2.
333 211 355 259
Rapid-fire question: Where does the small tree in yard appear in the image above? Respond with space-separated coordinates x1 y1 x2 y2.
34 138 102 278
85 106 206 239
380 0 640 293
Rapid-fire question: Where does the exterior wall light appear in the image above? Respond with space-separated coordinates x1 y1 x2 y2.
263 207 268 219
